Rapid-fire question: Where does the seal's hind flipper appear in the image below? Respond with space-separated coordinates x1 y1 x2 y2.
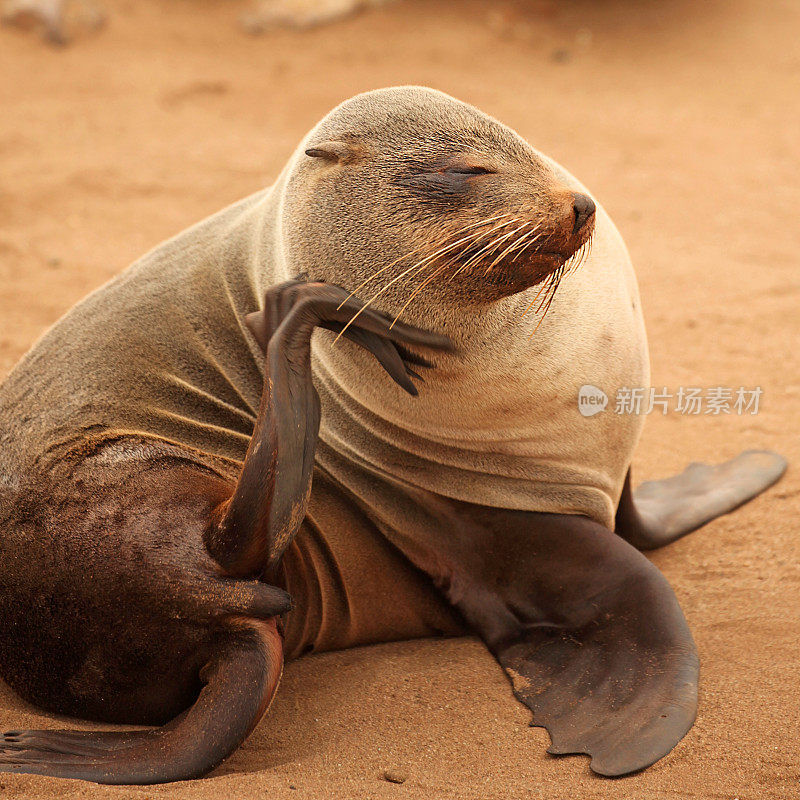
616 450 787 550
0 618 282 784
496 564 698 776
424 506 699 776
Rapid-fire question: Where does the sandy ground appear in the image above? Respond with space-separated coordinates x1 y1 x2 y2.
1 0 799 798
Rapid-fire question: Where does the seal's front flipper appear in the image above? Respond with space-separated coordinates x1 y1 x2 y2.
616 450 787 550
496 562 698 776
432 509 698 776
0 618 283 784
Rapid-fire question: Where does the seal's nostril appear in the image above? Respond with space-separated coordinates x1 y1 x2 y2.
572 193 596 234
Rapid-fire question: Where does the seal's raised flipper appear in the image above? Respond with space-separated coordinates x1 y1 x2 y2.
424 506 698 776
0 618 282 784
206 279 452 577
616 450 787 550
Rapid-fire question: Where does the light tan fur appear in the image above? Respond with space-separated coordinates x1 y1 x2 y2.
0 87 648 536
290 88 649 528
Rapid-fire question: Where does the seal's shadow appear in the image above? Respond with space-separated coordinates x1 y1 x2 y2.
214 636 512 778
0 636 524 781
0 675 149 735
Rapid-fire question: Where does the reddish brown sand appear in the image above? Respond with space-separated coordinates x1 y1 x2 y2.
1 1 799 798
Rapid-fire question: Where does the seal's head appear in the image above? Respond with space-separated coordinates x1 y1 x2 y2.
280 86 595 332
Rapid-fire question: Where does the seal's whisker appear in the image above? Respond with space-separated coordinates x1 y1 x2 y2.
332 260 433 344
560 239 585 282
336 213 513 311
573 233 593 273
379 218 528 329
572 232 593 272
446 219 530 282
563 243 581 275
504 232 547 271
536 264 567 320
464 221 530 267
544 265 565 305
505 226 540 257
458 219 526 265
338 237 440 308
482 224 542 275
526 269 563 337
525 260 562 320
481 223 533 265
520 270 554 318
443 226 521 283
539 285 561 319
333 219 518 342
389 222 518 298
408 218 519 276
336 238 444 311
519 229 593 326
402 213 519 303
509 226 544 263
389 261 450 329
476 215 544 267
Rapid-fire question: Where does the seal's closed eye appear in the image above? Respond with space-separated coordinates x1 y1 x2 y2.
444 165 495 175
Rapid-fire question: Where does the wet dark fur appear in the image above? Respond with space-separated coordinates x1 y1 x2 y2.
0 437 258 724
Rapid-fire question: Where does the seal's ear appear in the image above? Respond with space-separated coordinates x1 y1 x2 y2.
305 140 358 164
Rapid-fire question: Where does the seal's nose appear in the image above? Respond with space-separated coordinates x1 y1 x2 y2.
572 193 596 234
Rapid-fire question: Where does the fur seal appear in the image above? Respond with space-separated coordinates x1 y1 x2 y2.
0 86 787 784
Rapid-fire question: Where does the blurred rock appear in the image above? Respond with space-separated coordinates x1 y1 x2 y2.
241 0 391 32
1 0 104 45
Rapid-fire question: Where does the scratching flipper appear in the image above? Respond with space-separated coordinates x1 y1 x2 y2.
0 618 282 784
207 279 452 578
